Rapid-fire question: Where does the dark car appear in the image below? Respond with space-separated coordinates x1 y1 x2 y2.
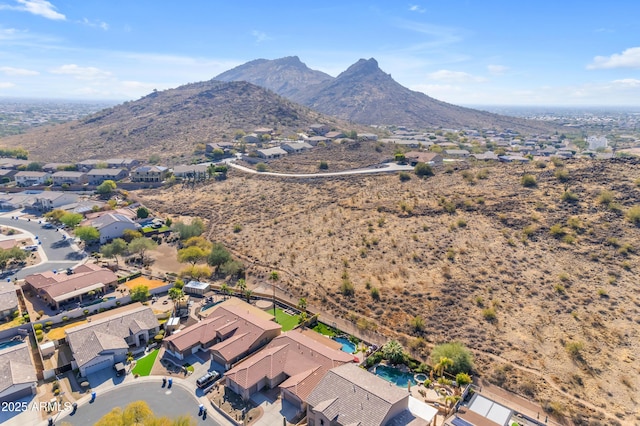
42 223 55 229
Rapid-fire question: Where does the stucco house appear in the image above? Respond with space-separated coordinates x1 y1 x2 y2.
257 147 288 160
66 304 159 376
15 171 51 187
131 166 168 182
281 141 313 154
0 281 18 320
51 171 88 186
0 341 38 403
83 213 140 244
86 168 129 185
404 151 443 166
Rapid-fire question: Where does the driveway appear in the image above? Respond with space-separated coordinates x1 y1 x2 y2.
0 213 85 279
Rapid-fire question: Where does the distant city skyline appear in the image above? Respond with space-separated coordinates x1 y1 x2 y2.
0 1 639 106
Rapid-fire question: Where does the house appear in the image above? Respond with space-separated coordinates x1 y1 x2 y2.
472 152 499 161
242 133 260 144
307 363 437 426
308 124 330 135
163 300 280 368
14 171 51 186
65 304 160 376
224 330 353 413
325 131 345 139
206 142 234 154
32 191 79 211
105 158 140 169
76 159 104 172
172 164 210 180
23 263 118 310
83 213 140 244
131 165 168 182
0 169 18 183
281 141 313 154
358 133 378 141
257 147 288 160
0 281 18 320
254 127 274 136
381 139 423 149
444 149 470 158
0 341 38 402
0 159 30 170
404 151 443 166
42 163 75 173
444 393 519 426
307 136 330 146
86 168 128 185
51 171 88 186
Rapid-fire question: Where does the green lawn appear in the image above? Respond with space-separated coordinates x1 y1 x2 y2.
312 322 338 337
274 308 300 331
142 225 170 234
132 349 159 376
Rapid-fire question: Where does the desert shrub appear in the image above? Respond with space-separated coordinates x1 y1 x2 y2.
535 160 547 169
318 161 328 170
521 174 537 187
370 287 380 301
561 190 579 203
430 342 474 375
482 307 497 322
256 163 267 172
410 316 425 332
414 162 434 177
399 172 411 182
598 190 614 205
551 157 564 167
549 224 566 237
340 280 355 296
476 169 489 179
565 341 584 359
555 168 570 182
626 205 640 226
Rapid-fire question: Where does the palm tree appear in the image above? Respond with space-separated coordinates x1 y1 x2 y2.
269 271 279 316
297 297 307 313
220 283 231 299
237 278 247 292
434 356 454 378
243 289 253 303
382 340 405 365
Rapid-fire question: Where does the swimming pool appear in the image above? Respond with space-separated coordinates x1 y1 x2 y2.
374 365 417 388
200 300 223 312
0 339 23 350
333 336 356 353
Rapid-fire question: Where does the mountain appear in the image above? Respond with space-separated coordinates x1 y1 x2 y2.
0 80 356 162
215 56 333 99
216 57 556 132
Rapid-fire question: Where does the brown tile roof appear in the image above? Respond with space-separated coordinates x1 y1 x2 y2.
164 304 280 361
0 281 18 313
24 263 117 301
66 305 158 368
405 151 441 163
225 330 353 403
307 363 409 426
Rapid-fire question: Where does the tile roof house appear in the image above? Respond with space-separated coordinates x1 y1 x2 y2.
0 341 38 403
307 363 436 426
404 151 443 166
281 141 313 154
0 281 18 320
51 171 88 186
83 213 140 244
225 330 354 413
257 147 288 159
132 165 168 182
32 191 79 211
23 263 118 310
105 158 140 169
66 304 159 377
163 302 281 368
86 168 129 185
15 171 51 187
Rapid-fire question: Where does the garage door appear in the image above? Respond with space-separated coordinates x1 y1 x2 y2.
0 384 34 403
83 358 113 376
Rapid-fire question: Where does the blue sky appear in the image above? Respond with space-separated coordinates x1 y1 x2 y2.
0 0 639 106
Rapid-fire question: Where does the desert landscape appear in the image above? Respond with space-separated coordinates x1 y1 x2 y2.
137 156 640 424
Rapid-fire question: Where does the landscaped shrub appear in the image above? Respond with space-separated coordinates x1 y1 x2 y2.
33 323 43 331
45 321 53 328
430 342 474 375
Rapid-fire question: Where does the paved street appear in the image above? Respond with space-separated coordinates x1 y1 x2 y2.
56 381 222 426
0 213 85 279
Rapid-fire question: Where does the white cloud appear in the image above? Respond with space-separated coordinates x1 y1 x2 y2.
49 64 111 80
612 78 640 87
487 64 508 75
0 0 65 20
0 82 16 88
588 47 640 69
80 18 109 30
0 66 39 76
251 30 270 43
409 5 425 13
427 69 486 83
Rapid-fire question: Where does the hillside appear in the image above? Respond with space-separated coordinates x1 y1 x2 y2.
216 56 558 133
136 158 640 425
215 56 333 99
0 80 359 162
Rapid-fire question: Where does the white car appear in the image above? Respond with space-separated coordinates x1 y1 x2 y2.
22 245 38 251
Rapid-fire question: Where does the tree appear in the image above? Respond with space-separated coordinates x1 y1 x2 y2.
433 356 454 377
220 283 231 299
128 237 157 265
382 340 405 364
219 259 243 277
26 162 42 171
394 153 406 163
60 212 83 228
318 161 329 170
298 297 307 313
136 207 150 219
44 209 66 224
455 372 472 386
130 285 150 302
237 278 247 292
414 162 434 178
243 289 253 303
173 218 205 240
177 246 207 265
122 229 143 243
0 246 27 272
256 163 267 172
96 180 117 197
269 271 279 281
430 342 474 375
207 243 232 269
183 236 212 251
168 287 184 301
74 226 100 244
398 172 411 182
94 400 196 426
101 238 127 267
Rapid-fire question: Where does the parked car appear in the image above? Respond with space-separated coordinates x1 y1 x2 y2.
196 371 220 388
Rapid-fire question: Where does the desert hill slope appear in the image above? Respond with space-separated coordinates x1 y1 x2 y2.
137 157 640 424
215 56 333 99
0 80 358 162
216 56 557 132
